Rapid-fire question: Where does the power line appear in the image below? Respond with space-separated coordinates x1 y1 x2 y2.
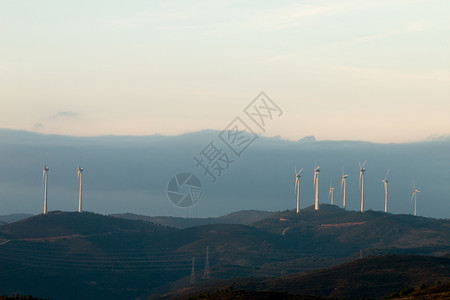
190 257 195 284
203 246 210 279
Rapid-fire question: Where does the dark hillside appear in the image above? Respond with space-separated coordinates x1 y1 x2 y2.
161 255 450 300
251 205 450 257
0 211 171 239
0 209 449 300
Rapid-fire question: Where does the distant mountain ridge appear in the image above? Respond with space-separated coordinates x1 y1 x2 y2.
0 213 33 224
111 210 272 229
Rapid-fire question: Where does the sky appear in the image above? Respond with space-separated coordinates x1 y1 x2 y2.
1 0 449 143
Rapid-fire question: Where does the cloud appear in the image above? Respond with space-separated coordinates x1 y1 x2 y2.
313 22 430 51
217 0 429 32
48 111 80 119
33 123 43 129
110 10 202 29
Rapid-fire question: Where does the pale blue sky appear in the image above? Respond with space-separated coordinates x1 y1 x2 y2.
1 0 449 142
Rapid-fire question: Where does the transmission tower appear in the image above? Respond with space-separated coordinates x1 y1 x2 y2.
204 246 210 279
190 257 195 284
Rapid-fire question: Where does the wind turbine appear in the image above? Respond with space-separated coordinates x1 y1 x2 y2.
329 182 335 205
359 161 367 213
411 182 420 216
341 168 348 209
42 163 49 214
313 165 320 210
295 168 303 213
77 164 84 212
381 168 390 213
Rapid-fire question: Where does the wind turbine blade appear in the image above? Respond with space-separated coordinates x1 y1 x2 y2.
362 160 367 168
299 168 303 175
341 177 344 190
385 168 390 180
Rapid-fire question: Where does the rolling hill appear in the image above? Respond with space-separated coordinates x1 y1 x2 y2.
0 210 171 239
0 207 448 299
251 204 450 258
0 211 176 300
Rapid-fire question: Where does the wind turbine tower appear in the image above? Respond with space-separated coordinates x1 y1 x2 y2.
329 183 335 205
381 168 390 213
359 161 367 213
313 166 320 210
341 168 348 209
411 183 420 216
295 168 303 213
77 164 84 212
42 163 49 214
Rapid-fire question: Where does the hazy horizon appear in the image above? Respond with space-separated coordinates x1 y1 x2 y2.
1 127 449 144
1 1 449 143
1 129 449 219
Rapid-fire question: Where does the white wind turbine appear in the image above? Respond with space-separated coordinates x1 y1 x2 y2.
313 165 320 210
329 182 335 205
341 168 348 209
295 168 303 213
359 161 367 213
42 163 49 214
381 168 390 213
77 164 84 212
411 182 420 216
